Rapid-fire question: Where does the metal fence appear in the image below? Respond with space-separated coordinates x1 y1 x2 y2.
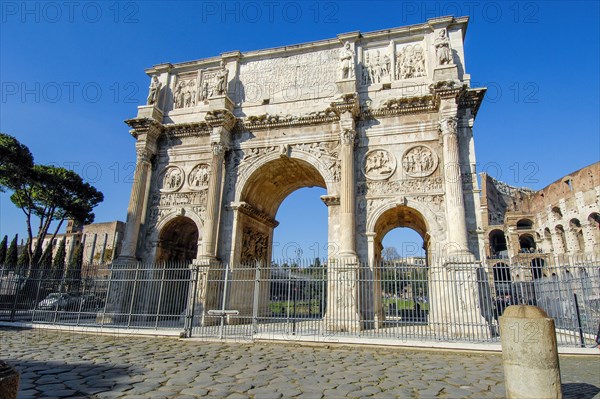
1 254 598 347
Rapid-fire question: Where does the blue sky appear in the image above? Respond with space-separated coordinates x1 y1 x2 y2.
1 1 599 258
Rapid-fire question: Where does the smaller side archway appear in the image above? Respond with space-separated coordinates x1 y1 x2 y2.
155 216 200 263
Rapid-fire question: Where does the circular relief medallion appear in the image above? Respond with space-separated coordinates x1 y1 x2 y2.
402 145 438 178
188 163 211 190
160 166 184 192
362 149 396 180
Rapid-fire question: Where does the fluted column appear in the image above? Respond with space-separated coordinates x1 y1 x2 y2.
118 145 155 262
339 128 357 258
199 141 227 261
440 117 470 256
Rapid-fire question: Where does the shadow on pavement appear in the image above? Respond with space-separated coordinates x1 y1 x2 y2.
5 359 138 398
563 383 600 399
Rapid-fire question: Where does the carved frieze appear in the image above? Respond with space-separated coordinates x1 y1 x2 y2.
239 108 339 131
357 177 443 196
236 49 339 104
401 145 438 178
363 149 396 180
361 47 391 85
151 190 208 207
160 166 184 192
163 122 211 138
361 95 438 118
293 141 340 182
241 227 269 264
173 75 197 109
335 270 357 310
395 44 426 80
188 164 211 190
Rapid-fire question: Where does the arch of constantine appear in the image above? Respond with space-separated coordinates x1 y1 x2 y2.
117 16 490 336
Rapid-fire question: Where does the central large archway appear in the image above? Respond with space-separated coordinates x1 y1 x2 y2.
228 154 332 320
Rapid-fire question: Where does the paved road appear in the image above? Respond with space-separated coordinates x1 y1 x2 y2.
1 327 599 398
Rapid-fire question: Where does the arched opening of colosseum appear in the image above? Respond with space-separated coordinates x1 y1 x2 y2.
228 157 328 321
543 228 553 252
488 229 507 258
516 219 533 230
372 206 429 326
552 206 563 220
555 225 567 254
519 234 536 253
588 212 600 249
569 218 585 253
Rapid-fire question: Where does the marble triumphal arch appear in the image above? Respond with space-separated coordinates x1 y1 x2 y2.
117 16 489 336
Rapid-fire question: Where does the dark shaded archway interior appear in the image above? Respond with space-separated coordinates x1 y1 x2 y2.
489 229 507 256
155 216 199 263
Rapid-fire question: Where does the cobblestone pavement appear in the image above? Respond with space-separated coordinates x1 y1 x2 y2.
1 327 599 399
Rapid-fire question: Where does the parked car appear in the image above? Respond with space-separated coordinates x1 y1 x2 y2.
37 293 80 310
79 294 103 311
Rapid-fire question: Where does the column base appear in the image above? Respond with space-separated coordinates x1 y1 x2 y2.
113 256 140 265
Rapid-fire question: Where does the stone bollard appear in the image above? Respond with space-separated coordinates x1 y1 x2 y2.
0 360 20 399
499 305 562 399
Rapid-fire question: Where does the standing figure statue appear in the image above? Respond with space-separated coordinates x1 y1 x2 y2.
339 41 355 80
147 76 162 105
214 60 228 97
434 28 453 65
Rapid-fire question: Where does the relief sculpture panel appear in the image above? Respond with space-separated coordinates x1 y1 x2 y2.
402 145 438 178
363 149 396 180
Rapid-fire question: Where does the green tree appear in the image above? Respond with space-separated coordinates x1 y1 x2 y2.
0 133 34 193
39 243 53 278
5 235 18 268
65 243 83 292
0 235 7 265
52 238 66 280
10 164 103 269
382 246 400 261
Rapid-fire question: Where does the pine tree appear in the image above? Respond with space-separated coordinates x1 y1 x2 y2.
52 238 66 281
66 243 83 292
0 235 7 266
39 244 53 279
5 234 18 269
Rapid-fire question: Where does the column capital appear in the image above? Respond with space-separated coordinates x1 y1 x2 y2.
439 116 458 136
340 128 357 146
135 147 154 165
211 142 228 158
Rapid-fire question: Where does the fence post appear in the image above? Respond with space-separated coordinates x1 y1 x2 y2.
183 264 199 338
500 305 562 398
252 262 261 335
573 293 585 348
